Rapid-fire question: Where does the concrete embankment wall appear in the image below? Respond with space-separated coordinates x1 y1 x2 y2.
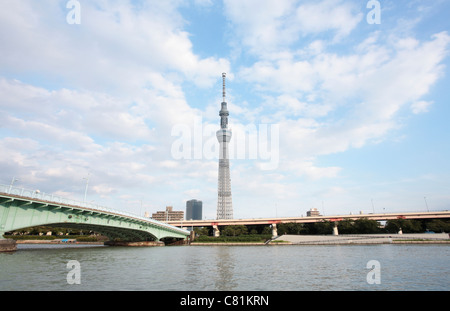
104 241 164 247
0 239 17 252
14 240 104 245
190 233 450 246
275 233 450 245
191 242 268 246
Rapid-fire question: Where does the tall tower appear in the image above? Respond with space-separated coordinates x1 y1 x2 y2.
216 73 233 219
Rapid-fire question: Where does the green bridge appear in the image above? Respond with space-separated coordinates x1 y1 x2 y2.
0 185 189 250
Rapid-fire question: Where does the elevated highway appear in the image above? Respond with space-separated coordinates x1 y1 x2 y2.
168 210 450 236
169 211 450 227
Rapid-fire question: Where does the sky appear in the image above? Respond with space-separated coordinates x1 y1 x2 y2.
1 0 449 220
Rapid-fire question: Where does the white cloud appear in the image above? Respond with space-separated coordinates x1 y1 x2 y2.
224 0 363 57
1 0 450 218
194 0 213 7
283 159 342 180
294 0 363 41
224 0 296 51
411 101 433 114
0 0 229 93
240 31 450 158
227 1 450 199
0 79 154 143
0 138 41 170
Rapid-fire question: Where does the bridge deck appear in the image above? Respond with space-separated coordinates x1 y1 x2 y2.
168 211 450 227
0 185 189 241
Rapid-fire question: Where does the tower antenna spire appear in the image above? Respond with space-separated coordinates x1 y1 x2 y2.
222 72 226 103
216 72 233 220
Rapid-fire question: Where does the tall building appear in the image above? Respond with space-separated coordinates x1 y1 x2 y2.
216 73 233 219
152 206 184 222
186 199 203 220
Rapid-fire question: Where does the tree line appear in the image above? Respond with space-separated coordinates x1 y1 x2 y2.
6 218 449 239
195 218 450 237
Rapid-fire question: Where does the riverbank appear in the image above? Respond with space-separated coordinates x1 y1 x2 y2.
190 233 450 246
190 241 291 246
15 240 104 245
273 233 450 245
6 233 449 248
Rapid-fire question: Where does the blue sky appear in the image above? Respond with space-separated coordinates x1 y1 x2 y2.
0 0 449 220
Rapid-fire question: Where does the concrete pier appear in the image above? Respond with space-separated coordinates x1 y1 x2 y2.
0 239 17 252
332 223 339 236
271 223 278 238
213 225 220 237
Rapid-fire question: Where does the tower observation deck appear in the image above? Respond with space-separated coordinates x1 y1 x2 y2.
216 73 233 219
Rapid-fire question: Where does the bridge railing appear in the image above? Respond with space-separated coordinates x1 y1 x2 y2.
0 184 189 234
0 184 115 213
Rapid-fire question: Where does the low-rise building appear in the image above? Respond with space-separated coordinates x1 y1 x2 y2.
306 208 321 217
152 206 184 222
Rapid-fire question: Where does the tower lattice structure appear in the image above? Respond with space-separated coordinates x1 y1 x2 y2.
216 73 233 220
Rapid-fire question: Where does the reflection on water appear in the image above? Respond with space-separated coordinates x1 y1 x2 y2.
0 244 449 291
214 247 237 290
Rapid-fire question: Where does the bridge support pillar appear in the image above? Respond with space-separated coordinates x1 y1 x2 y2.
213 225 220 237
333 222 339 236
0 237 17 252
271 224 278 238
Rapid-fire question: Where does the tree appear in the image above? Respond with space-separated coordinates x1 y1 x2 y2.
261 226 272 235
338 220 355 234
277 223 306 235
353 218 381 234
195 227 209 236
424 219 450 233
312 221 334 235
222 225 248 236
385 219 423 233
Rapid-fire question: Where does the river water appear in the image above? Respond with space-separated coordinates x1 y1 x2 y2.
0 244 449 291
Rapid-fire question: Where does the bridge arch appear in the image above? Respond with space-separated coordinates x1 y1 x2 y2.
43 223 159 242
0 191 189 242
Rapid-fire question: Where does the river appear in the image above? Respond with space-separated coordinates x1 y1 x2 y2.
0 243 449 291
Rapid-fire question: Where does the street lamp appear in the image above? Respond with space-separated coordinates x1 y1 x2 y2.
83 173 90 203
8 176 19 192
424 196 429 212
